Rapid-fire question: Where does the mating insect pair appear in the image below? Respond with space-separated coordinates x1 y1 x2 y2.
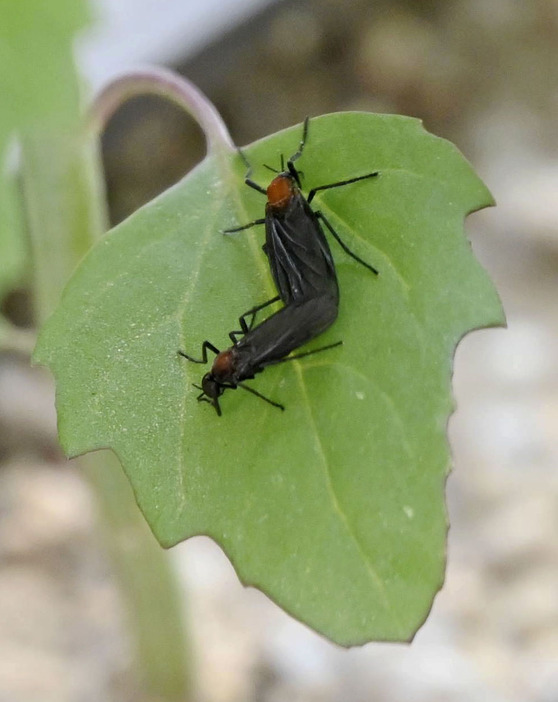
178 117 379 416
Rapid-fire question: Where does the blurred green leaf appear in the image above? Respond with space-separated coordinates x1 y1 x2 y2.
0 145 26 301
0 0 89 133
0 0 90 335
35 113 504 644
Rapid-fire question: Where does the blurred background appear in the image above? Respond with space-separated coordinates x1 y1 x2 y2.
1 0 557 700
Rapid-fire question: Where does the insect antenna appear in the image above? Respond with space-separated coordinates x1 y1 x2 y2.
263 163 280 174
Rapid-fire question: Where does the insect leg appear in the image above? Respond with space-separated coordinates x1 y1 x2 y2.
286 117 310 185
177 340 220 364
229 296 281 344
223 152 266 230
235 147 267 195
245 180 267 195
200 394 222 416
288 116 310 166
269 340 343 366
237 382 285 411
223 218 266 234
315 211 379 275
240 296 281 330
307 172 379 204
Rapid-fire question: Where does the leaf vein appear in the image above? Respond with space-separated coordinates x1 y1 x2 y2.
293 363 400 621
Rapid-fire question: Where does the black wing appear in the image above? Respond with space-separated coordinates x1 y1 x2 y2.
264 193 339 306
234 296 339 379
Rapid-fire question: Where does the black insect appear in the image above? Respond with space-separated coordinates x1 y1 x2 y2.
224 116 379 309
178 297 341 416
179 117 380 415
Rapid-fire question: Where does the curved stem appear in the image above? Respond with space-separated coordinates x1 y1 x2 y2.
88 66 234 155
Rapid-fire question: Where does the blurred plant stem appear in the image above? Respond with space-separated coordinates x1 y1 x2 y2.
0 318 36 356
22 127 192 702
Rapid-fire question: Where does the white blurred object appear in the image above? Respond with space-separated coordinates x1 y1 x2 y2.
78 0 277 91
494 161 558 243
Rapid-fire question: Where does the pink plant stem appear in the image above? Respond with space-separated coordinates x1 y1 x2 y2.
88 66 234 154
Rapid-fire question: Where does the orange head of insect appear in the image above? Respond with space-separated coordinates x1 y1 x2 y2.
266 174 296 211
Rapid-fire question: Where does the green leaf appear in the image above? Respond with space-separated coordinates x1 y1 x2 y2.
35 113 504 645
0 143 27 301
0 0 89 133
